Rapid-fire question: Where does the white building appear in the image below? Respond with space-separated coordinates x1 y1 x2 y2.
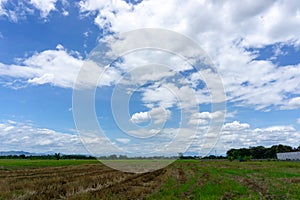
277 152 300 160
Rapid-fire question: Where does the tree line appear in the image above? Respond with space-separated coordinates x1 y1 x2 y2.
0 153 96 160
0 154 177 160
1 144 299 161
226 144 300 161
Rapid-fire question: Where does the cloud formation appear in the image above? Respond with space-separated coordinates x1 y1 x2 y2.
223 121 250 131
130 111 150 124
77 0 300 111
1 1 299 111
0 45 83 88
0 117 299 156
30 0 57 18
188 111 224 126
0 0 63 20
0 120 86 154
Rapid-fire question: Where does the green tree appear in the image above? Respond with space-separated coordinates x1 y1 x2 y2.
54 153 61 160
19 154 26 159
250 146 266 159
109 154 117 159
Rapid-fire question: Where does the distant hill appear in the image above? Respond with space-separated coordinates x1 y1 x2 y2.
0 151 37 156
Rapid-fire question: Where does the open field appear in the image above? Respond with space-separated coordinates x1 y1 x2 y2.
0 159 299 199
0 159 99 169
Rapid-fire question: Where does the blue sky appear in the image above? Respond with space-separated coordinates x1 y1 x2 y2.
0 0 300 156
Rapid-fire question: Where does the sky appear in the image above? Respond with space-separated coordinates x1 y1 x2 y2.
0 0 300 156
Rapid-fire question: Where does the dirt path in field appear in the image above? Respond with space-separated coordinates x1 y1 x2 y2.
0 163 168 200
71 168 167 200
2 161 299 199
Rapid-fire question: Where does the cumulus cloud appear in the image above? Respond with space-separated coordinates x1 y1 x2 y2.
28 73 54 85
0 0 65 20
130 107 171 126
141 82 202 110
0 0 7 16
188 111 224 125
0 45 83 88
223 121 250 131
130 111 150 124
30 0 57 18
79 0 300 46
77 0 300 111
149 107 171 125
124 121 300 156
0 121 87 154
254 126 296 132
1 119 299 156
1 0 300 107
115 138 130 144
0 120 128 155
141 84 178 109
3 0 299 110
297 118 300 124
220 124 300 151
0 1 35 22
284 97 300 110
188 122 300 156
64 121 300 156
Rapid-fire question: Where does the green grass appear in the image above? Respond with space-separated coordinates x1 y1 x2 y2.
0 159 99 169
148 160 300 199
1 159 299 199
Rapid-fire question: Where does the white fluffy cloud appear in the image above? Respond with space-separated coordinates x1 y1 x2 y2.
130 107 171 125
30 0 57 18
189 122 300 155
0 45 83 88
0 0 61 20
77 0 300 111
149 107 171 125
254 126 296 132
141 82 201 110
0 120 87 154
130 111 150 124
0 0 7 16
188 111 224 125
219 124 300 152
0 1 35 22
1 120 299 155
1 1 299 110
223 121 250 131
284 97 300 110
79 0 300 46
125 120 300 156
115 138 130 144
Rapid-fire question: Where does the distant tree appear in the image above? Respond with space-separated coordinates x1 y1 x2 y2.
19 154 26 159
226 144 296 160
264 149 276 159
250 146 266 159
54 153 61 160
271 144 293 153
241 148 252 157
227 149 239 159
119 155 128 159
109 154 117 159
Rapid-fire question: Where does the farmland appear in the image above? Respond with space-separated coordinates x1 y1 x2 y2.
0 160 299 199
